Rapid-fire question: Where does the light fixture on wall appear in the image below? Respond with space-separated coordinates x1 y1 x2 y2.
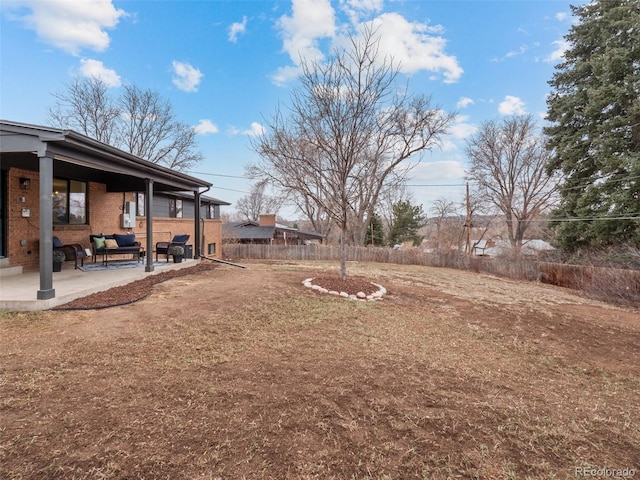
19 177 30 190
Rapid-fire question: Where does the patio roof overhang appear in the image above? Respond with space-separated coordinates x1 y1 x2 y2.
0 120 211 192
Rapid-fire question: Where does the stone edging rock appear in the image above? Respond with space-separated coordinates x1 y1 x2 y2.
302 278 387 301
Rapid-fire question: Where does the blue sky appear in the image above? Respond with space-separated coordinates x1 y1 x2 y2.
0 0 585 219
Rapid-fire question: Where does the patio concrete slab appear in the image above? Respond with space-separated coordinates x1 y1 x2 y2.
0 259 199 311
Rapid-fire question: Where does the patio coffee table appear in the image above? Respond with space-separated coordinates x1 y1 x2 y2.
100 246 143 266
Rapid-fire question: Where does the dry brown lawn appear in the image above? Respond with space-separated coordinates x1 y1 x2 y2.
1 260 638 479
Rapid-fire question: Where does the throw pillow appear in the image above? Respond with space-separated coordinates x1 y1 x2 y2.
104 239 119 249
94 237 106 249
114 233 136 247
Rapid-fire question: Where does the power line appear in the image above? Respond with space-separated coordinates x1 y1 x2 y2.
407 174 640 192
488 215 640 223
557 174 640 192
406 183 467 187
187 170 639 194
187 171 248 179
210 186 251 194
545 215 640 222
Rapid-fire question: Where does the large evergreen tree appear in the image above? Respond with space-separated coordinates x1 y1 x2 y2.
544 0 640 250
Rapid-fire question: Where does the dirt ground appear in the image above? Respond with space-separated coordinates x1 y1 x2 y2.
1 260 639 479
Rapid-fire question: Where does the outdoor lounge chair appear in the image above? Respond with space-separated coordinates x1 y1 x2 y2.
53 236 84 269
155 234 190 262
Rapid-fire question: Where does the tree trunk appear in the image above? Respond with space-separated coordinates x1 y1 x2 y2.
340 224 348 280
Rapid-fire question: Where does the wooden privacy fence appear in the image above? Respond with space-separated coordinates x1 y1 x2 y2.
537 261 640 291
223 244 640 298
222 244 457 266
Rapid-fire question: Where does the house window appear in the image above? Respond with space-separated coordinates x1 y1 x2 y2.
169 198 183 218
53 178 87 224
137 193 145 216
207 204 220 220
208 243 216 255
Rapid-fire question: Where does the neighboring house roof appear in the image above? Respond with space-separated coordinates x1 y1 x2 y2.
228 224 276 240
223 220 324 242
201 194 231 206
483 239 555 256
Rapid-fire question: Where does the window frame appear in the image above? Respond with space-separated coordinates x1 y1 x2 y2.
137 192 145 216
169 197 183 218
52 177 88 225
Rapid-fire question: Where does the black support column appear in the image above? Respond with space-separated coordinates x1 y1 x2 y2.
194 190 201 259
37 153 55 300
145 179 154 272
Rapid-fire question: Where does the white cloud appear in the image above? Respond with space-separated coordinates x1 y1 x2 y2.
498 95 527 115
78 59 121 87
437 115 476 153
194 119 219 135
276 0 336 66
449 115 477 139
228 122 265 136
544 39 568 63
411 160 466 181
344 0 383 11
228 16 247 43
340 0 383 24
365 13 462 83
506 44 528 58
456 97 474 109
245 122 265 136
271 64 302 86
555 12 568 21
4 0 125 55
171 61 203 92
273 2 461 86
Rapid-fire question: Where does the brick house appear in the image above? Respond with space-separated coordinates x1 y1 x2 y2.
0 120 229 300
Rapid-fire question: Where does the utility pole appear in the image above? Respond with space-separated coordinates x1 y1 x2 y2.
465 183 472 255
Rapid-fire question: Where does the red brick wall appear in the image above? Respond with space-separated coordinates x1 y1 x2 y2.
5 168 223 271
6 168 40 270
134 217 223 258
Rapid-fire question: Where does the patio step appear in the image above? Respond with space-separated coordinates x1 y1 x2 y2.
0 265 23 277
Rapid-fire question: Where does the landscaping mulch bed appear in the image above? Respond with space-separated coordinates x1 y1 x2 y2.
51 261 220 310
52 262 380 310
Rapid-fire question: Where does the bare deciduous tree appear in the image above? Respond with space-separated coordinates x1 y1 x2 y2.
289 189 333 240
250 26 455 279
235 180 282 221
377 172 412 234
428 197 460 251
48 78 203 171
465 115 558 253
48 77 120 146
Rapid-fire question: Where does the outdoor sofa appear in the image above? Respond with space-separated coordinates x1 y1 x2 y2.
90 233 142 265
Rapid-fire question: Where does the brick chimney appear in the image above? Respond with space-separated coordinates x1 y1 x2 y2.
259 214 276 227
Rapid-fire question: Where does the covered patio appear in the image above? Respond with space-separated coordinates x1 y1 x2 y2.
0 120 217 309
0 257 200 311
